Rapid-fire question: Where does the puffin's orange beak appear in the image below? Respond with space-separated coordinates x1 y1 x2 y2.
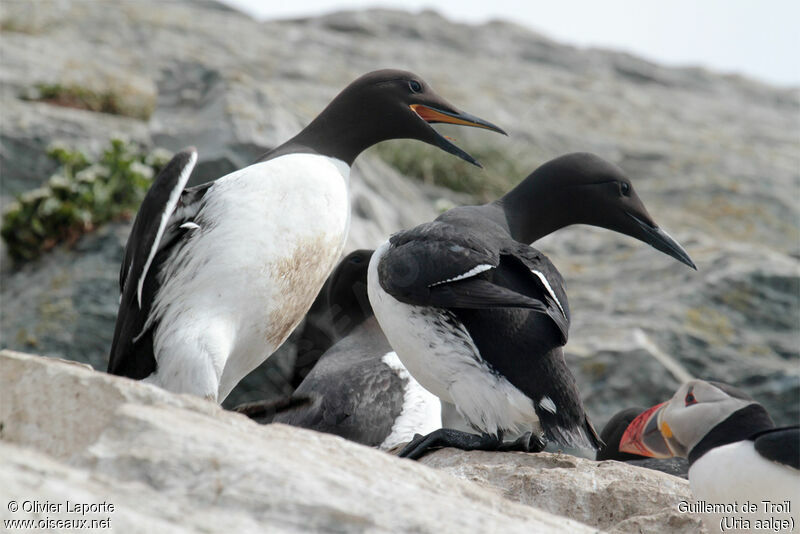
619 402 674 458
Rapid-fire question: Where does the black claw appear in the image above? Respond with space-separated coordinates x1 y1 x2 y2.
398 429 550 460
497 431 547 453
528 432 548 452
398 428 502 460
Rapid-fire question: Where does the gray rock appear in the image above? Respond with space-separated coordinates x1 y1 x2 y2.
1 349 602 533
420 449 705 533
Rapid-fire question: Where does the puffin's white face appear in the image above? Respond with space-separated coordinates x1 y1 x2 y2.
658 380 754 456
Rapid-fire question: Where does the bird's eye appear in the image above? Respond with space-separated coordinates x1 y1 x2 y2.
620 182 631 196
409 80 422 93
685 392 697 406
350 256 362 264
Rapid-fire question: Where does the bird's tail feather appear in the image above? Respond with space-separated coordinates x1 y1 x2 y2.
540 414 604 451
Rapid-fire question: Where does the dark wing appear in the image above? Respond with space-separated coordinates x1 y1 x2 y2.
378 230 569 342
379 222 499 300
379 229 594 448
118 148 198 302
753 426 800 470
108 148 198 377
274 325 402 447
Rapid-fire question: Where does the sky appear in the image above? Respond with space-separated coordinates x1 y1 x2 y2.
221 0 799 87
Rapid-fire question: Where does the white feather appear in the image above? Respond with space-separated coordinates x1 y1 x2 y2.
138 150 197 308
539 395 557 414
429 264 493 287
529 268 566 319
179 222 200 231
379 351 442 450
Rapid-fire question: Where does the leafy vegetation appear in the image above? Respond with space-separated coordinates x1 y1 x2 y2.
22 83 154 120
1 139 171 262
371 139 535 202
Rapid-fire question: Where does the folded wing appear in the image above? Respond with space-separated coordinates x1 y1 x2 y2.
108 148 198 377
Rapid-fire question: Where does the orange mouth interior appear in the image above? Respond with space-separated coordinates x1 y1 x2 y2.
410 104 485 128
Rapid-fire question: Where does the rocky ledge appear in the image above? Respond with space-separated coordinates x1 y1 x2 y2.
0 350 705 533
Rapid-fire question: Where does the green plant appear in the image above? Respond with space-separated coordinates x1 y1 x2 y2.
371 140 535 202
1 139 171 262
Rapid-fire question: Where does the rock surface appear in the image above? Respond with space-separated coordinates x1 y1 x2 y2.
0 0 798 425
421 450 704 533
0 349 709 533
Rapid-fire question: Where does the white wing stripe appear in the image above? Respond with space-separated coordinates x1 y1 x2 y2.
137 150 198 308
429 264 493 287
529 269 566 319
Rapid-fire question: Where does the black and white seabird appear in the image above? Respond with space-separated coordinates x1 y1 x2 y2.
367 152 697 459
596 407 689 478
267 250 441 450
619 379 799 532
107 69 506 402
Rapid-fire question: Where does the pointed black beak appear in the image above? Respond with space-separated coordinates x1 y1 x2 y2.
409 104 507 168
627 214 697 270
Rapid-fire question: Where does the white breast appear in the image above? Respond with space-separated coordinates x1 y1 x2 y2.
367 241 538 436
379 351 442 450
688 441 800 533
149 153 351 401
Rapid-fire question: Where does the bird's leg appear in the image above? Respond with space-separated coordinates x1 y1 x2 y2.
398 428 502 460
497 432 547 453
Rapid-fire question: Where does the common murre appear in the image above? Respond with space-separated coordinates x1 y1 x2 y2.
368 152 696 459
107 69 506 401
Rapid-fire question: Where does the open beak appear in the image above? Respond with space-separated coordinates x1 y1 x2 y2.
410 104 507 168
627 213 697 270
618 402 675 458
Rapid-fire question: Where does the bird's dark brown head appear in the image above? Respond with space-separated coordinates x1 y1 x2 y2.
295 69 506 166
498 153 696 269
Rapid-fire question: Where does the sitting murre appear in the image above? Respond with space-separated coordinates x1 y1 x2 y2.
619 379 799 533
596 407 689 478
107 69 506 402
367 152 697 459
245 250 442 450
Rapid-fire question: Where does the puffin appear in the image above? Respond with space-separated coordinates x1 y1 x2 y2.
367 152 697 459
251 250 442 450
107 69 506 402
596 407 689 478
619 379 799 533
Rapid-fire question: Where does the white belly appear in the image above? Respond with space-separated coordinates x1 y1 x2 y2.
367 241 538 436
688 441 800 533
150 153 351 401
379 351 442 450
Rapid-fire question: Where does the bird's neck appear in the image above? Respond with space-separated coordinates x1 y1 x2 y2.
280 100 386 166
687 403 774 466
488 172 568 244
